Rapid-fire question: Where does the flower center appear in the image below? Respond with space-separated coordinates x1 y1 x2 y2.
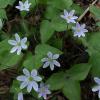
67 16 71 19
28 76 33 81
17 42 21 46
48 58 53 62
77 28 80 32
40 87 45 93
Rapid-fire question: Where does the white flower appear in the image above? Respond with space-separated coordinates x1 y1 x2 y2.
92 77 100 98
17 68 42 92
38 83 51 99
8 33 27 55
72 22 88 37
16 0 31 11
60 9 78 23
41 52 60 71
18 92 23 100
0 19 3 30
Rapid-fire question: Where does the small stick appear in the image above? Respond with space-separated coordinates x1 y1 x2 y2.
77 0 98 22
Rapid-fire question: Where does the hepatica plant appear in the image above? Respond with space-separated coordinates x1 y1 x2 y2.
0 0 100 100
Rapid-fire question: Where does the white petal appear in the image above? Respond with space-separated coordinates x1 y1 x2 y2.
21 43 27 49
47 52 53 59
83 29 88 33
21 37 27 43
50 63 54 71
69 10 75 16
31 69 37 77
17 46 22 55
53 60 60 67
92 86 100 92
27 82 33 92
17 75 27 81
98 90 100 98
10 46 18 53
76 22 80 28
18 92 23 100
46 89 51 94
70 19 76 23
15 33 20 43
94 77 100 85
32 81 38 92
20 81 28 89
43 62 50 68
38 93 42 98
41 58 49 62
64 9 68 16
16 6 21 10
19 1 24 6
72 16 78 20
23 68 30 76
60 15 66 19
43 95 47 99
53 54 60 59
34 76 42 82
8 40 17 45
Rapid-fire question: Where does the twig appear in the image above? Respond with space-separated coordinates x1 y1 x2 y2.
77 0 98 22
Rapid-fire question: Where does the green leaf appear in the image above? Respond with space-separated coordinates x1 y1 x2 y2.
35 44 62 55
0 39 22 70
70 4 84 15
66 63 91 81
51 16 67 31
23 52 34 70
63 80 81 100
90 5 100 19
96 22 100 27
89 53 100 77
33 44 62 69
40 20 55 43
48 0 73 10
0 0 15 8
46 72 66 90
10 80 20 93
45 6 60 20
0 9 7 19
87 32 100 53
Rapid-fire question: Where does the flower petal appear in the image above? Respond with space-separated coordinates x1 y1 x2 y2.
64 9 68 16
17 46 22 55
8 40 17 45
41 58 49 62
27 82 33 92
10 46 18 53
23 68 30 76
21 43 27 49
69 10 75 16
15 33 20 43
17 75 27 81
20 81 28 89
21 37 27 43
94 77 100 85
47 52 53 59
34 76 42 82
98 90 100 98
32 81 38 92
43 62 50 68
53 60 60 67
31 69 37 77
50 63 54 71
53 54 60 59
18 92 23 100
92 85 100 92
